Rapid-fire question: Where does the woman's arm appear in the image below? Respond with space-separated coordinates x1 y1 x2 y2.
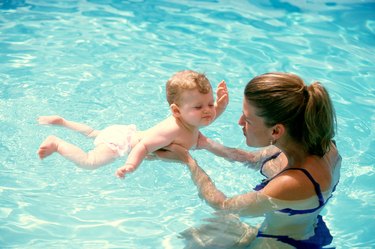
187 156 275 215
164 144 276 216
186 156 227 209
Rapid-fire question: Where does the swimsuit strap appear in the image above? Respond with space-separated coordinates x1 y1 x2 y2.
253 152 283 191
288 168 325 205
260 151 282 177
254 163 338 215
278 168 325 215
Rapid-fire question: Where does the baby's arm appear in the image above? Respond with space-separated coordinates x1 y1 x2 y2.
38 115 99 138
115 141 149 178
197 133 279 170
197 133 256 163
115 124 178 178
214 80 229 120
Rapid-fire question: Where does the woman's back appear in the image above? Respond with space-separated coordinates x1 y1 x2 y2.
254 143 341 248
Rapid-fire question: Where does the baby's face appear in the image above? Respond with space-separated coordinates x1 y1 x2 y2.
177 89 216 127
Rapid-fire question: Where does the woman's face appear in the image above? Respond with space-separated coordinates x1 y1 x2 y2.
238 98 272 147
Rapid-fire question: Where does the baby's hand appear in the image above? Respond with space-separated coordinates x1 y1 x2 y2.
115 164 136 179
38 115 64 125
215 80 229 116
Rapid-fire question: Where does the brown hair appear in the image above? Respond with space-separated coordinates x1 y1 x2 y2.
166 70 212 105
244 72 336 157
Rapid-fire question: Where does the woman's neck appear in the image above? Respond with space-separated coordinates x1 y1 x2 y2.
276 138 309 168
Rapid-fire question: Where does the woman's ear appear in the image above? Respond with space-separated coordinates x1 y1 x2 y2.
271 124 285 140
170 103 181 117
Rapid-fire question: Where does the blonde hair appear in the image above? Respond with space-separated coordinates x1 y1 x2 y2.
166 70 212 105
244 72 336 157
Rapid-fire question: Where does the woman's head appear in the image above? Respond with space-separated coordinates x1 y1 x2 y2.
242 72 336 157
166 70 212 106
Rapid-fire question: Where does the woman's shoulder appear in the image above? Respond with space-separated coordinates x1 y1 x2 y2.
261 142 340 201
262 158 335 201
261 169 318 200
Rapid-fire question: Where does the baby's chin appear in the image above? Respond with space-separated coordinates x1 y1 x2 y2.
200 120 214 127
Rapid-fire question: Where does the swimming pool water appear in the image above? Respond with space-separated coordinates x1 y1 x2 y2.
0 0 374 248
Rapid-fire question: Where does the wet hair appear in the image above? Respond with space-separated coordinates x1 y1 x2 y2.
166 70 212 105
244 72 336 157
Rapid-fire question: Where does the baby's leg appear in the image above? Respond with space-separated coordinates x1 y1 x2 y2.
38 115 65 125
38 115 99 138
38 135 118 169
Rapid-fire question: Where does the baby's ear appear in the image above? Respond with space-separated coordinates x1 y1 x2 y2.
170 103 181 117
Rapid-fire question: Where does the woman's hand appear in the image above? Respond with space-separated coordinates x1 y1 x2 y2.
196 132 209 150
154 144 191 164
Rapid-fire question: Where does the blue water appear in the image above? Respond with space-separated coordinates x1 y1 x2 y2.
0 0 374 248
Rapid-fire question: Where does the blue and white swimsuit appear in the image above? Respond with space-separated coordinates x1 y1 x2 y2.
253 152 340 249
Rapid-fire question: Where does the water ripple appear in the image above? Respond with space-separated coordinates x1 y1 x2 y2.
1 1 374 248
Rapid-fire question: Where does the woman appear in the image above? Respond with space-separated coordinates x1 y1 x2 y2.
160 72 341 248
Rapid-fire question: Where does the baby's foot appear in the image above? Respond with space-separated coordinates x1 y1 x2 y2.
38 115 64 125
38 136 58 159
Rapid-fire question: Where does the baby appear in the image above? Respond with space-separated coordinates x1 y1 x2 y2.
37 70 228 178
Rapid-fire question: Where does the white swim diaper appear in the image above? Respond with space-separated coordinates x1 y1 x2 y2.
94 124 137 157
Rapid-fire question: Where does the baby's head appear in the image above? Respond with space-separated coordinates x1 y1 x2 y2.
166 70 212 106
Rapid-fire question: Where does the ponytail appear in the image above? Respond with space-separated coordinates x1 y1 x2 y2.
304 82 336 156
